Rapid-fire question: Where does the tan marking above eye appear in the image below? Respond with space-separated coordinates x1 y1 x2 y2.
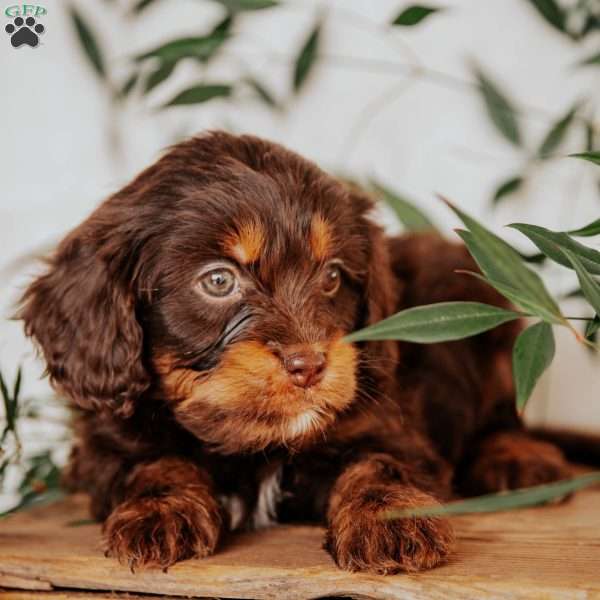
224 220 265 265
310 214 332 260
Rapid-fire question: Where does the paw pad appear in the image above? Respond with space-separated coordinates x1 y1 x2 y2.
5 16 44 48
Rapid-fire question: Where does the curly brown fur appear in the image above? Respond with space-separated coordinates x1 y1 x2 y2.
325 454 454 573
462 431 571 495
102 458 222 570
20 131 570 573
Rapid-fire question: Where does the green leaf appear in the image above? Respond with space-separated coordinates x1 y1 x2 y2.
245 77 279 109
0 369 9 412
12 366 21 422
525 0 566 33
444 201 563 323
492 176 523 205
344 301 521 344
457 264 560 325
0 457 10 481
391 5 442 26
513 321 555 412
563 250 600 315
211 0 278 11
118 72 139 98
0 368 11 439
371 180 437 232
567 218 600 237
586 315 600 339
163 84 232 107
585 122 596 151
579 51 600 67
293 22 321 92
136 15 232 64
569 151 600 165
473 66 522 147
144 60 177 93
69 6 107 80
537 105 578 158
136 35 227 64
581 12 600 37
509 224 600 275
384 471 600 519
12 367 21 401
519 251 546 264
132 0 158 13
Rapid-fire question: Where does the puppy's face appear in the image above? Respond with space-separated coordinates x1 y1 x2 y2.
150 198 362 453
21 133 397 454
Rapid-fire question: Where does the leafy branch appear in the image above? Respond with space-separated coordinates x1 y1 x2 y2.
356 152 600 517
354 156 600 412
0 367 66 518
386 471 600 519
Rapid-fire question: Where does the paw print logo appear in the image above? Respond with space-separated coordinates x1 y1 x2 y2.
5 16 45 48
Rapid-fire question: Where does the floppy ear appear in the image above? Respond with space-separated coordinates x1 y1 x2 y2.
19 206 151 417
362 218 400 383
347 186 400 386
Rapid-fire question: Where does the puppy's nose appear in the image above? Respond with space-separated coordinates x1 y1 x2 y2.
281 347 326 388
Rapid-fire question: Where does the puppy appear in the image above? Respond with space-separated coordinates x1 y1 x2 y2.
20 132 570 574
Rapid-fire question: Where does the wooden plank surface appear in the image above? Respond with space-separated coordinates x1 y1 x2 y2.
0 593 183 600
1 490 600 600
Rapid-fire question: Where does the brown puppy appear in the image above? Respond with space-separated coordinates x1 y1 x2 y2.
20 132 570 574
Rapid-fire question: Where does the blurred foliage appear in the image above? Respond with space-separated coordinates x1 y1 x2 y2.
0 368 66 518
69 5 107 81
473 65 523 148
525 0 600 41
370 180 438 232
391 4 443 26
293 21 322 92
64 0 600 209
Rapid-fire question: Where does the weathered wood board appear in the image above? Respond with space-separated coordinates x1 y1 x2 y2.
1 489 600 600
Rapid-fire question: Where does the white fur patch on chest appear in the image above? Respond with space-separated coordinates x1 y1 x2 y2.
287 408 321 438
219 493 247 531
252 463 283 529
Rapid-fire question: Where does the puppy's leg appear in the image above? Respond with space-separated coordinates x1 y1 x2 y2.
325 453 454 574
462 430 571 496
103 457 222 570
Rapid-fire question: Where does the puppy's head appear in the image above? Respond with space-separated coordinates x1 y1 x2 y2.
20 132 397 453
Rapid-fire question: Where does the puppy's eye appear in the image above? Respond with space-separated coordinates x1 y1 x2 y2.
322 262 342 296
198 268 239 298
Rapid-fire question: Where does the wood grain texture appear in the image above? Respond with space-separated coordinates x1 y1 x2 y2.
0 593 188 600
1 490 600 600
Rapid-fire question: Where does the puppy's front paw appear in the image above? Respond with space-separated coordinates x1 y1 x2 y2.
103 494 222 570
466 432 571 495
325 485 454 574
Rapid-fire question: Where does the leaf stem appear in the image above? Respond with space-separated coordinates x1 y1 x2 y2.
563 315 596 321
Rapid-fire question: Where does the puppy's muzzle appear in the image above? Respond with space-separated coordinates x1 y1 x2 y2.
271 343 327 388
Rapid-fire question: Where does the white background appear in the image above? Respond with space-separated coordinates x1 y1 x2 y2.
1 0 599 434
